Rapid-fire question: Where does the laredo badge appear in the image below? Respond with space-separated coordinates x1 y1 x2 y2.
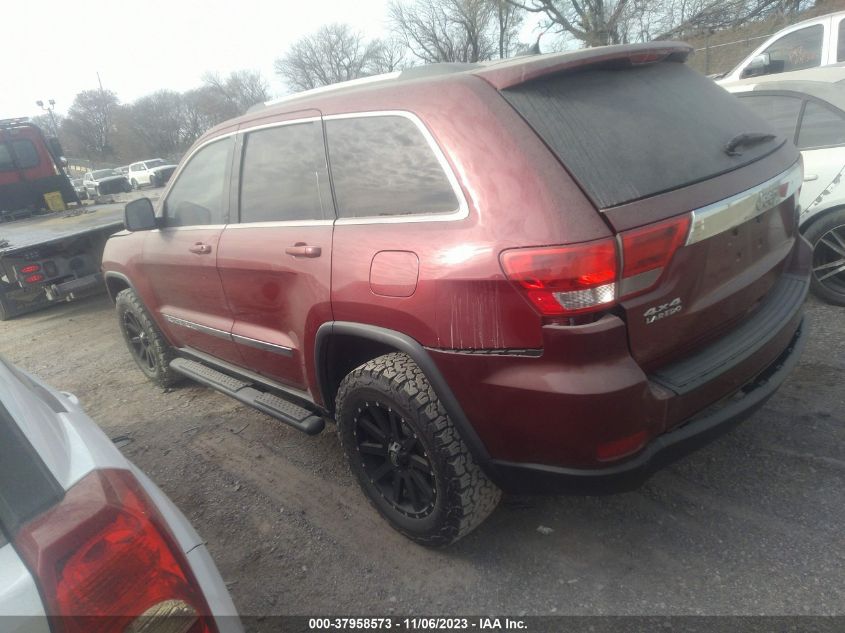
644 297 682 324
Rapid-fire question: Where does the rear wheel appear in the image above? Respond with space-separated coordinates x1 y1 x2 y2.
335 352 500 546
804 208 845 306
131 178 138 190
115 288 180 387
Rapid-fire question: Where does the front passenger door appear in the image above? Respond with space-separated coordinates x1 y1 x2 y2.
141 135 244 366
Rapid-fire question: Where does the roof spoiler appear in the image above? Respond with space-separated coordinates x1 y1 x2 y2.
475 41 693 91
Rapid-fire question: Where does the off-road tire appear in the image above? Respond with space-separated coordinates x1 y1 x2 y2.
804 207 845 306
115 288 180 387
131 178 138 190
336 352 501 546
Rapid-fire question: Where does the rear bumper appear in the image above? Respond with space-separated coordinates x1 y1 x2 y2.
429 240 811 491
486 319 807 493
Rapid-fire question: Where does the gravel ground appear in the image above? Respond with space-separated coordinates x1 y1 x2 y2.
0 292 842 620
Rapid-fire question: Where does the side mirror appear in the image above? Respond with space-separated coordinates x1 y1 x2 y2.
124 198 157 232
742 52 771 78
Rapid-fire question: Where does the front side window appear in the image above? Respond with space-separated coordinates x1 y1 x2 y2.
0 139 40 171
326 115 459 219
762 25 824 74
737 94 803 142
239 121 332 223
163 137 233 227
797 101 845 149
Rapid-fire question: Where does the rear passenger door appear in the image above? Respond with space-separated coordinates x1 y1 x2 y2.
217 112 334 393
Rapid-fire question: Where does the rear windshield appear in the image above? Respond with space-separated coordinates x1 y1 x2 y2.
502 61 784 209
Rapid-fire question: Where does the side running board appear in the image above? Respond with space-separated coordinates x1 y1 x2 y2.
169 358 325 435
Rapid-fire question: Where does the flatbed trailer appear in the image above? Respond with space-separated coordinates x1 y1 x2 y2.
0 204 124 319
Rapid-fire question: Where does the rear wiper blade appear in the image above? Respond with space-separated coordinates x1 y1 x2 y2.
724 132 776 156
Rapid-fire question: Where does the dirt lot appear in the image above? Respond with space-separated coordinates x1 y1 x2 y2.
0 291 843 618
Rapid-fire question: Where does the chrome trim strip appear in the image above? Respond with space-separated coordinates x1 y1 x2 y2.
325 111 469 225
686 162 803 245
162 314 232 341
224 219 334 229
231 333 294 356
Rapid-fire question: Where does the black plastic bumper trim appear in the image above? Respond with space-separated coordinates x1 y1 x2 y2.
488 318 808 494
650 273 808 395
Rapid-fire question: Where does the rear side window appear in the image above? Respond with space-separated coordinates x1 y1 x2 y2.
762 25 824 73
0 139 41 171
503 62 785 209
163 137 233 227
736 94 803 142
239 121 332 223
797 101 845 149
326 115 459 218
838 19 845 62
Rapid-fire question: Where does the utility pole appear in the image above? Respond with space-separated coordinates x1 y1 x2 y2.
35 99 59 138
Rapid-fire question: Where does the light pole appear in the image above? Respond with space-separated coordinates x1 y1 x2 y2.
35 99 59 138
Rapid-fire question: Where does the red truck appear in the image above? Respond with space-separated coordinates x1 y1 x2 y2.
102 43 811 545
0 118 124 319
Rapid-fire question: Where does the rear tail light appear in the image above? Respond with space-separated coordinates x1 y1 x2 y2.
500 214 691 316
19 263 41 274
15 469 216 633
24 273 45 283
500 238 617 316
619 214 691 297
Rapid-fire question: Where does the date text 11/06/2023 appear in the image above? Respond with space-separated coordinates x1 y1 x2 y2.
308 618 528 630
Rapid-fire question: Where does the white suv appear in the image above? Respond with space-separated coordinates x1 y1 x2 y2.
128 158 177 189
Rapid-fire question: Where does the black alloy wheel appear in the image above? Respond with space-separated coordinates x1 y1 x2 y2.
352 400 436 518
122 310 156 373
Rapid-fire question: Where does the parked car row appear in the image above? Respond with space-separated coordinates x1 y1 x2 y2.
66 158 179 202
722 64 845 305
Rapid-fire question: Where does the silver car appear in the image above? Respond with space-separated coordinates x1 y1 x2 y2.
0 357 242 632
723 65 845 305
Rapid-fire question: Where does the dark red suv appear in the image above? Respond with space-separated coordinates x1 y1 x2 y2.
102 42 811 545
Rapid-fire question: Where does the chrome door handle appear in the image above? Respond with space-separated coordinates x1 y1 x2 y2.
189 242 212 254
285 244 321 258
804 174 819 182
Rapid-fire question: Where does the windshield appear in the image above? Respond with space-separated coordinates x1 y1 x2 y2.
92 169 118 179
145 159 166 168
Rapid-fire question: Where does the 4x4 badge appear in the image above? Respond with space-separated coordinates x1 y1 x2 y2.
644 297 682 324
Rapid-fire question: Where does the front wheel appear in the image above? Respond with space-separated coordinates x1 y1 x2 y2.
336 352 501 546
115 288 180 387
804 208 845 306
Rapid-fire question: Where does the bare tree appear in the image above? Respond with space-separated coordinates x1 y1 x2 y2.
62 89 119 160
505 0 632 46
507 0 815 47
275 23 388 91
126 90 187 160
368 38 413 74
493 0 526 58
203 70 271 114
389 0 502 63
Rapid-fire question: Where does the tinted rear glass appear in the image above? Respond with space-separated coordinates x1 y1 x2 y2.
502 62 784 209
326 116 459 218
240 121 332 223
735 94 802 142
797 101 845 149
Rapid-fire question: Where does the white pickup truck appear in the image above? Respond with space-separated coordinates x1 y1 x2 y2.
718 10 845 83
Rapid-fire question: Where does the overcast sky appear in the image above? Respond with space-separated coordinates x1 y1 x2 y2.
3 0 546 121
